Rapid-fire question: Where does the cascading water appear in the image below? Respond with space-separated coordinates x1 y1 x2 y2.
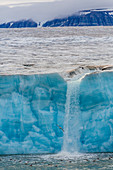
63 71 113 153
63 79 81 153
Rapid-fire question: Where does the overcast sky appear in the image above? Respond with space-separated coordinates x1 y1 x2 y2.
0 0 57 5
0 0 113 23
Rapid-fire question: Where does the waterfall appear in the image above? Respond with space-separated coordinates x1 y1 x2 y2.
63 79 81 153
63 71 113 153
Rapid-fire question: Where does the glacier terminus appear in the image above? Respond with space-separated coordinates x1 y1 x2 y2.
0 70 113 154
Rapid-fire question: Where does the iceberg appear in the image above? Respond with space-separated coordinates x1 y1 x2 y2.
0 74 67 154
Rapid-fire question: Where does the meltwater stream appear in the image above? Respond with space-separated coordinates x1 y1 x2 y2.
63 80 81 153
63 71 113 153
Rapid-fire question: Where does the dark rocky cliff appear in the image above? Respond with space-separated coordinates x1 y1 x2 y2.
43 9 113 27
0 19 37 28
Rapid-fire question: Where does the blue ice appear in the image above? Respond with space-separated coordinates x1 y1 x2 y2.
0 74 67 154
1 71 113 155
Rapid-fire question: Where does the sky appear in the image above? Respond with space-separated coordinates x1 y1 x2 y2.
0 0 57 5
0 0 113 23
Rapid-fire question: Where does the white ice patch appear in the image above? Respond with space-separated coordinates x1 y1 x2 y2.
9 22 13 27
80 12 91 15
92 9 113 12
109 12 113 15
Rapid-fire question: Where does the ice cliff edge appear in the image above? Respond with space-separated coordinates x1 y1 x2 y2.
1 71 113 154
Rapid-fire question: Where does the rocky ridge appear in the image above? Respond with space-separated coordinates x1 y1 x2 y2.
0 19 37 28
43 9 113 27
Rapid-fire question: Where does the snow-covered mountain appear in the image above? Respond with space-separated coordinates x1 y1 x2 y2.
43 8 113 27
0 19 37 28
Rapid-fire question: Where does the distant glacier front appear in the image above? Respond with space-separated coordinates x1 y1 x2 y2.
1 71 113 154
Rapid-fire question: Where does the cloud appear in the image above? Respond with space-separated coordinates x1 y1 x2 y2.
63 0 113 11
0 0 113 24
8 4 32 8
0 0 56 6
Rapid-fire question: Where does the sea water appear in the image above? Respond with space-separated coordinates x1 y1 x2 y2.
1 153 113 169
1 27 113 169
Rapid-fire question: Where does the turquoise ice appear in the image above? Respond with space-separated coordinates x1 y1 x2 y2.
1 71 113 154
0 74 67 154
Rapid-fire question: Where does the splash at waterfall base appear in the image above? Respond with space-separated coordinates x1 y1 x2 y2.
0 71 113 155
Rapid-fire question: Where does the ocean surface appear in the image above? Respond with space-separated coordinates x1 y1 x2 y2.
1 153 113 169
0 27 113 76
1 27 113 169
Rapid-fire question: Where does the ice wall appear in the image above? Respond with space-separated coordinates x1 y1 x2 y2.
64 71 113 153
0 74 67 154
1 71 113 155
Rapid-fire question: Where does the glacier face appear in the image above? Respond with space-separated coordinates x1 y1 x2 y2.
64 71 113 153
1 71 113 155
0 74 67 154
79 72 113 152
